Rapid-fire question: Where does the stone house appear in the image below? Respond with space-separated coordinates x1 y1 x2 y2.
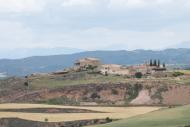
100 64 129 75
128 63 167 76
74 57 101 70
127 64 151 75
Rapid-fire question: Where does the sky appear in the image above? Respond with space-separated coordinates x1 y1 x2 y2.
0 0 190 58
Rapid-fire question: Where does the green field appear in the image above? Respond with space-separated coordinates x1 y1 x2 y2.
91 105 190 127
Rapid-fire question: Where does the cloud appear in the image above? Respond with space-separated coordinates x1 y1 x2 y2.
0 0 190 58
0 0 45 13
0 20 55 50
62 0 97 7
108 0 147 9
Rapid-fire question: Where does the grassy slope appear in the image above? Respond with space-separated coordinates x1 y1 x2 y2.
29 72 128 89
92 105 190 127
29 71 186 89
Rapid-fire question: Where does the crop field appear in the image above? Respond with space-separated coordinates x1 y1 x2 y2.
0 104 161 122
90 105 190 127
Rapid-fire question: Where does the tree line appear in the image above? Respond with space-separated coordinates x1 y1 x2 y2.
149 59 165 68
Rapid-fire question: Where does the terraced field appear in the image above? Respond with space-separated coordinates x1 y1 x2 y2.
0 104 160 122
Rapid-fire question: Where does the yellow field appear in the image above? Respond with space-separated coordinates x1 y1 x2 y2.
0 104 161 122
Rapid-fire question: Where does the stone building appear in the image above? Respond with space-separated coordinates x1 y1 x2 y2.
74 57 101 70
100 64 129 75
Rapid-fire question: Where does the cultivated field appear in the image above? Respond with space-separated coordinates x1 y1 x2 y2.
0 104 161 122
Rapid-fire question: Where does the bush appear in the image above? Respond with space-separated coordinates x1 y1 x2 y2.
44 118 48 122
111 89 119 95
105 117 112 122
24 82 29 87
91 93 100 99
173 72 184 77
135 72 143 78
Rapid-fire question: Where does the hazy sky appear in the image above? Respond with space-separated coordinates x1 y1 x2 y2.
0 0 190 52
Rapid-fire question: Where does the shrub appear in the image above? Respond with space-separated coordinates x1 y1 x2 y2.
93 119 98 124
135 72 143 78
111 89 119 95
173 72 184 77
91 93 100 99
24 82 29 87
105 117 112 122
44 118 48 122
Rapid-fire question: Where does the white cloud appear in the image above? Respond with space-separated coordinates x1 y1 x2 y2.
44 27 183 51
62 0 96 7
108 0 146 9
0 21 54 50
155 0 173 4
0 0 190 57
107 0 190 10
0 0 45 13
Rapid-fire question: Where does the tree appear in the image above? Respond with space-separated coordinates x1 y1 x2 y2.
135 72 142 78
153 59 157 66
157 60 160 67
150 59 153 66
24 82 29 93
163 63 166 68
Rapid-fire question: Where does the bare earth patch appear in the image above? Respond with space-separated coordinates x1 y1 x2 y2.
130 90 153 105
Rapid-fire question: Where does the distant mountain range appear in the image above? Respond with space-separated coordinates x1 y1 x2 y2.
0 47 84 59
0 48 190 76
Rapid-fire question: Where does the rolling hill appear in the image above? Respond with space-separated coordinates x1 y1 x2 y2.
1 48 190 76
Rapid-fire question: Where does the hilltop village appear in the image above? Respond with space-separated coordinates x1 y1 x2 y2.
50 57 168 78
31 57 184 78
75 57 166 76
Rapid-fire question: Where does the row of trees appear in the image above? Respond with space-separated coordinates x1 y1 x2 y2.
149 59 165 68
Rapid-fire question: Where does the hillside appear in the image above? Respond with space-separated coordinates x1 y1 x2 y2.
92 105 190 127
1 48 190 76
1 71 190 106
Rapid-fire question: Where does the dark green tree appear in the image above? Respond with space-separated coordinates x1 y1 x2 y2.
157 60 160 67
153 59 157 66
163 63 166 68
150 59 153 66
